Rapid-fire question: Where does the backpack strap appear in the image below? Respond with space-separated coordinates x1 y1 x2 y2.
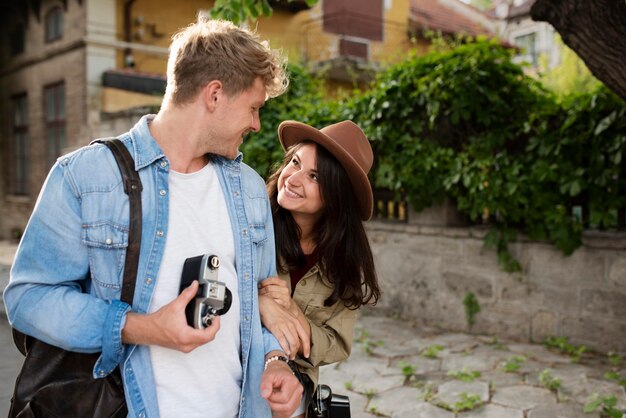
92 138 143 306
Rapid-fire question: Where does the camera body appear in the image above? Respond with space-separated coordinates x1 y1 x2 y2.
309 384 351 418
178 254 232 329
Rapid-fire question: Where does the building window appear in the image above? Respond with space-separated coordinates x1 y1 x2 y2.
10 23 26 55
44 83 66 167
514 32 538 66
45 7 64 42
11 94 29 195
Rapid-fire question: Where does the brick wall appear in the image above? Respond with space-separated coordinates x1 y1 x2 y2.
0 0 87 239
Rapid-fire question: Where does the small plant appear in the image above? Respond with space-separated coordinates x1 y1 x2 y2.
422 345 444 359
344 381 354 391
544 336 586 363
502 355 526 373
608 352 623 367
438 393 483 413
398 361 417 377
489 336 509 351
603 371 626 388
354 327 370 343
363 388 377 400
419 382 437 402
539 369 562 391
355 327 384 355
584 394 624 418
447 368 481 382
397 361 418 384
463 292 481 330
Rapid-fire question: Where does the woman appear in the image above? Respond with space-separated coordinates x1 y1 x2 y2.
259 120 381 417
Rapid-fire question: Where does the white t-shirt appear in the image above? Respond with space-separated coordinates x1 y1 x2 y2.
148 162 241 418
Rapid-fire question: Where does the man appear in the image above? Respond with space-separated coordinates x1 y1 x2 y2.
4 18 304 417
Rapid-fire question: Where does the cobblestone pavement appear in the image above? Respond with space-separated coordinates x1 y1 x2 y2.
319 312 626 418
1 240 625 418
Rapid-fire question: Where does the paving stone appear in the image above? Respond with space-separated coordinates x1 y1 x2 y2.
345 391 378 418
528 402 600 418
370 341 429 357
442 352 500 372
370 386 425 416
458 404 524 418
558 377 626 409
436 380 490 406
389 355 441 375
391 402 455 418
479 370 525 389
319 363 354 391
507 343 572 364
340 357 406 394
492 385 557 410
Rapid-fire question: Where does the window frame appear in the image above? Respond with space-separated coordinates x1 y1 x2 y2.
43 82 66 168
10 22 26 55
45 6 64 43
10 93 30 196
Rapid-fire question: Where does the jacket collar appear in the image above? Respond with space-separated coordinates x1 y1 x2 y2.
128 114 244 170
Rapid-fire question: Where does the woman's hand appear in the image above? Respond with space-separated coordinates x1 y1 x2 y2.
258 276 292 310
259 294 310 359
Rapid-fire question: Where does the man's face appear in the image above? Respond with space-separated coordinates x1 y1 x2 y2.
212 77 266 159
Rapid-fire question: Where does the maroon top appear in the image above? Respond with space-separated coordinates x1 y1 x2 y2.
289 252 318 296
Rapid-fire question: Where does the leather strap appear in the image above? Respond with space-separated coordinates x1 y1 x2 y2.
93 138 142 306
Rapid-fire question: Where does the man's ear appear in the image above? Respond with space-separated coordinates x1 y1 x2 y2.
204 80 223 111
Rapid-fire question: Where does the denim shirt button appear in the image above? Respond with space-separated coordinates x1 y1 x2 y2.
156 230 164 237
99 370 105 377
145 277 153 285
234 191 240 198
242 229 248 236
160 161 167 168
105 238 112 245
244 316 249 321
159 189 166 196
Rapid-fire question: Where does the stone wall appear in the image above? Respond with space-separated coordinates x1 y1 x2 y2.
366 220 626 353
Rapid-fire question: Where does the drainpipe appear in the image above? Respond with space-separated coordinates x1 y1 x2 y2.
124 0 136 67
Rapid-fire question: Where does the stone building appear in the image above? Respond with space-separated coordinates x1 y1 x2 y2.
0 0 495 240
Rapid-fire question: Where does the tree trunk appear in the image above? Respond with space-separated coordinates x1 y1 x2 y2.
531 0 626 101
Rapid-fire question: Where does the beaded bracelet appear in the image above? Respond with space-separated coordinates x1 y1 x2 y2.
264 355 289 371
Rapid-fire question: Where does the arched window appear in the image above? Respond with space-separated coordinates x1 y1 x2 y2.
45 7 64 42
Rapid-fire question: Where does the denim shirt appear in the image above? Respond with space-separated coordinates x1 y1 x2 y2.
4 115 281 418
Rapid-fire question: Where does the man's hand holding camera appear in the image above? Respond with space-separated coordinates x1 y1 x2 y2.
122 280 221 353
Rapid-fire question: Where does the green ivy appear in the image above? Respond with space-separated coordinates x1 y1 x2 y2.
240 40 626 268
210 0 318 25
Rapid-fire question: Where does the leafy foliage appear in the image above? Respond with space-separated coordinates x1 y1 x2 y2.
210 0 318 25
240 40 626 267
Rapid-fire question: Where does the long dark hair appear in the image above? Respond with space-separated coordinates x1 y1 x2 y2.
267 141 380 309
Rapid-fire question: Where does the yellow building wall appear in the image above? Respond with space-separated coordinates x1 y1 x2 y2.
115 0 215 74
111 0 423 101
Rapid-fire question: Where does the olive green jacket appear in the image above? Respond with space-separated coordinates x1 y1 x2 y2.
278 263 357 393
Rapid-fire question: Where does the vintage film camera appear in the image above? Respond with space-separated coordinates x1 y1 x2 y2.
309 384 351 418
178 254 232 329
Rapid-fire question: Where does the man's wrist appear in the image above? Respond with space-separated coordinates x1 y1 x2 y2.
264 354 289 371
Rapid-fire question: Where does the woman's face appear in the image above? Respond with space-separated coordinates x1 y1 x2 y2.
277 143 324 221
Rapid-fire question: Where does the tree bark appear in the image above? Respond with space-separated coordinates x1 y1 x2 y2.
531 0 626 101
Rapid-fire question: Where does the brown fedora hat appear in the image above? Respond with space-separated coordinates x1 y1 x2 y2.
278 120 374 220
